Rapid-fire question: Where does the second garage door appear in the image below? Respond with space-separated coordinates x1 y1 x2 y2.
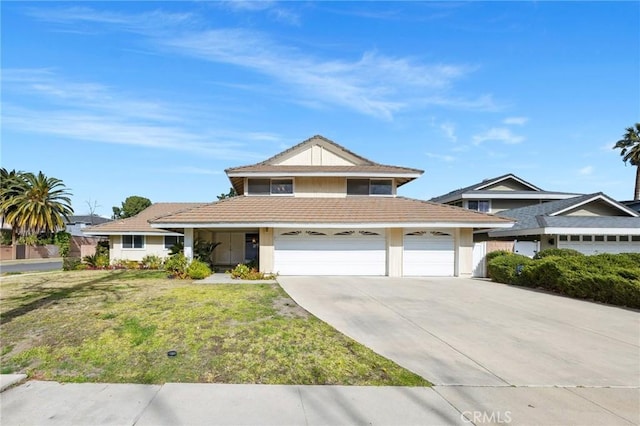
403 230 454 276
274 229 386 276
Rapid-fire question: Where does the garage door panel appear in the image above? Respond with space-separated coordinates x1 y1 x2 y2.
274 230 386 276
403 232 454 276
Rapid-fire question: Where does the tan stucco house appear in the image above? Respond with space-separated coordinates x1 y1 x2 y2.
85 135 513 276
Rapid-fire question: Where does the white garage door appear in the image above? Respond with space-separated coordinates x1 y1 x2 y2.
558 235 640 255
274 229 386 276
403 230 454 276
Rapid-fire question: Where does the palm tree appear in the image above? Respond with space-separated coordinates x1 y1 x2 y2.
613 123 640 200
0 168 26 244
1 171 74 238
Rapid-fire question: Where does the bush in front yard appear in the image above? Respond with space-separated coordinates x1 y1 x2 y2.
485 250 512 263
486 254 532 285
186 260 211 280
508 254 640 308
533 248 583 260
164 253 188 278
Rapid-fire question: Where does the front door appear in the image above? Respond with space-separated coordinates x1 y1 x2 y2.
214 232 245 265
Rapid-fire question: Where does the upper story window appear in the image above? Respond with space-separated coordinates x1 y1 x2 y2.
122 235 144 249
467 200 490 213
347 179 393 196
247 178 293 195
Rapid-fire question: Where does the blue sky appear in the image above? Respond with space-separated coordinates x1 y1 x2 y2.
2 1 639 217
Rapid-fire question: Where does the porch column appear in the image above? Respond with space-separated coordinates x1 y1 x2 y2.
184 228 194 261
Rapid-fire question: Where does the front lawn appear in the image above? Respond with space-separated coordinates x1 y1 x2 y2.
0 270 429 386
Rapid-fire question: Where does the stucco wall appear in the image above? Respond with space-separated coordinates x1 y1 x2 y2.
295 177 346 198
110 235 172 262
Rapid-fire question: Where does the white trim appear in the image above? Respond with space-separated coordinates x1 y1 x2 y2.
550 195 639 217
82 231 184 236
228 171 422 178
459 192 576 200
544 227 640 235
151 221 515 229
489 226 640 237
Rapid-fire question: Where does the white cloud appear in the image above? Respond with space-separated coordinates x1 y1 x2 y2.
578 166 594 175
439 121 457 142
1 71 269 161
426 152 455 162
26 6 493 120
503 116 528 125
472 127 525 145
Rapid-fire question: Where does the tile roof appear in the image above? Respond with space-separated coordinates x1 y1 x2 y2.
83 203 206 234
150 196 513 226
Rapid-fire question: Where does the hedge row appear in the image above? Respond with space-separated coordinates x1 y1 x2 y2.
487 250 640 309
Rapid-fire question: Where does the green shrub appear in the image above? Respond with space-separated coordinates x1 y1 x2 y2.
63 257 82 271
164 253 188 278
533 248 583 260
486 250 512 262
187 260 211 279
141 255 164 270
487 254 533 285
516 254 640 308
229 263 275 280
53 231 71 257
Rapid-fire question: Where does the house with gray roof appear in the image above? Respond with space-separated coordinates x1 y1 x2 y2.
431 176 640 276
430 173 580 214
489 193 640 254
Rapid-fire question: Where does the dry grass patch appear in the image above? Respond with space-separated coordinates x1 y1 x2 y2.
0 270 430 386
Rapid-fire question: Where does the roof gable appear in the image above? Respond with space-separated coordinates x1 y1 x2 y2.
550 193 639 217
430 174 549 203
269 135 370 166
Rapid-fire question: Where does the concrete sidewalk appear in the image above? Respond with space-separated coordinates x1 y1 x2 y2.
2 380 637 425
0 381 465 426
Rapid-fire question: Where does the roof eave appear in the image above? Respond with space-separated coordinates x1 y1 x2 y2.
150 221 514 229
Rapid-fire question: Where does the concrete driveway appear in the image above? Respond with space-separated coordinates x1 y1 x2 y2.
278 276 640 387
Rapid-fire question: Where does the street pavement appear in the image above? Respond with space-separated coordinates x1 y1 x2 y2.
0 258 63 274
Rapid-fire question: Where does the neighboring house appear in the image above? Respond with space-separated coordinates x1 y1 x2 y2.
489 193 640 255
84 203 205 262
85 135 513 277
430 175 640 276
621 200 640 213
65 215 111 237
430 173 579 214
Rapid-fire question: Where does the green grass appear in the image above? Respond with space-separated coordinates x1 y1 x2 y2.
0 270 430 386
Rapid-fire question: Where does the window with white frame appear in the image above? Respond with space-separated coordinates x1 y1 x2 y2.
164 235 184 250
122 235 144 249
347 179 392 196
467 200 490 213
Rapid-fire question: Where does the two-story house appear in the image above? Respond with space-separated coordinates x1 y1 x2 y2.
430 174 640 265
85 135 512 277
